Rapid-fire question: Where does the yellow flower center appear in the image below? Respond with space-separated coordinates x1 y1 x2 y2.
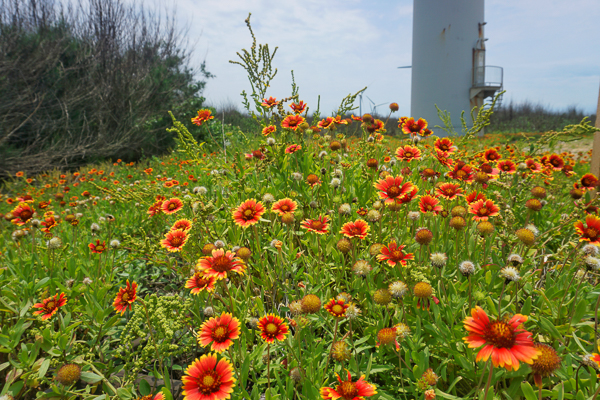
266 323 278 334
332 305 343 314
311 221 323 230
212 326 228 342
243 208 254 218
122 293 130 301
197 371 221 395
46 300 56 309
479 207 488 215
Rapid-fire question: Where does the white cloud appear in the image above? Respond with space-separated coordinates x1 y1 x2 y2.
169 0 598 117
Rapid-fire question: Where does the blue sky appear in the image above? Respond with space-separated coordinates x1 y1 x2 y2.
176 0 600 116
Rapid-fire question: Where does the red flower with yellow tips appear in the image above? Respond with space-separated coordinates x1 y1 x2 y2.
320 370 377 400
419 194 442 215
290 101 307 114
463 306 539 371
497 160 517 174
434 138 457 154
547 154 565 171
198 312 241 353
373 175 415 204
435 182 463 200
395 186 419 205
89 240 107 254
526 159 542 173
171 219 193 233
271 198 297 216
395 145 422 162
465 190 486 204
261 96 279 108
258 314 289 343
232 199 265 228
161 198 184 215
324 298 349 318
11 202 35 226
282 115 305 131
468 199 500 221
448 161 474 183
318 117 336 130
400 117 427 135
301 215 330 234
196 248 246 280
182 354 235 400
191 109 214 126
574 215 600 244
285 144 302 154
580 173 599 190
185 272 216 294
377 241 414 267
340 219 369 239
262 125 276 136
113 280 137 314
433 149 455 168
160 229 189 252
33 293 67 321
483 148 502 163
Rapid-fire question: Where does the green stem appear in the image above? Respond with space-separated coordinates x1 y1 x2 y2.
482 361 494 400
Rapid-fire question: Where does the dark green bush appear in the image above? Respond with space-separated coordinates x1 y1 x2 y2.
0 0 211 178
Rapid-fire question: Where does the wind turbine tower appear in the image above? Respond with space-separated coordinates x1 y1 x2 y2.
411 0 503 136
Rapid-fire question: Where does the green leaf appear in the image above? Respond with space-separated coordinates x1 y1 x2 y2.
539 316 563 341
556 382 563 400
522 297 532 315
38 358 50 379
80 371 103 384
520 382 537 400
576 390 585 400
571 299 588 325
139 380 151 396
435 388 463 399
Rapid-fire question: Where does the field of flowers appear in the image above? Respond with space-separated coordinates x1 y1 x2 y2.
2 16 600 400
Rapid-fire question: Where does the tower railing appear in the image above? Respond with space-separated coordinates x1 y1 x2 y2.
473 66 503 88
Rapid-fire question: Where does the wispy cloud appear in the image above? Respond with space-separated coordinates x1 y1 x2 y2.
170 0 598 116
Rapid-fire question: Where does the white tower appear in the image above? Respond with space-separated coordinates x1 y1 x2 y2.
410 0 502 136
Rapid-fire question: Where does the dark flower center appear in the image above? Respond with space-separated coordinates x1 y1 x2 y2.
312 221 323 230
484 321 516 348
336 381 358 399
46 300 56 309
387 186 401 197
392 250 404 260
212 326 228 342
122 293 130 301
479 207 488 215
20 210 33 220
212 255 232 272
586 228 599 239
168 203 177 210
170 237 182 246
197 371 221 395
243 208 255 219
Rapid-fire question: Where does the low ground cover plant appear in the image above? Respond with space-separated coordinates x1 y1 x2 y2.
2 14 600 400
